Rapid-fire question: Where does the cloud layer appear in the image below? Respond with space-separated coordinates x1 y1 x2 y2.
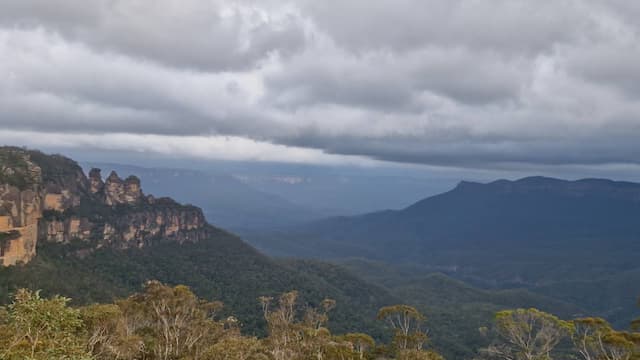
1 0 639 168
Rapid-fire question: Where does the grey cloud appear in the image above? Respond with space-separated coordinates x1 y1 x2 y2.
408 48 526 105
299 0 594 55
0 0 307 71
0 0 101 28
309 133 640 168
264 51 420 112
265 47 525 111
1 0 640 170
567 45 640 98
0 28 286 137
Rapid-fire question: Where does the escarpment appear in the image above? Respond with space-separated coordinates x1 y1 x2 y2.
0 149 42 266
1 147 212 266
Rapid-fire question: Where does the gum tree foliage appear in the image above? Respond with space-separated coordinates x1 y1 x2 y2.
481 308 572 360
0 289 92 360
338 333 375 359
82 280 228 360
6 282 640 360
377 305 428 351
572 317 639 360
259 291 354 360
376 304 444 360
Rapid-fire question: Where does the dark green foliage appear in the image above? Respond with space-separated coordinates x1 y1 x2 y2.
0 232 396 340
1 240 614 359
0 289 91 359
395 276 581 360
0 146 88 192
0 147 38 190
339 259 586 360
247 177 640 349
279 259 396 340
26 149 85 187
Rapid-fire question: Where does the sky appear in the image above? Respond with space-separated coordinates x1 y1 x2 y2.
1 0 640 177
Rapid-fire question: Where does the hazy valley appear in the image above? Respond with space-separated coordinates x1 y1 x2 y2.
3 1 640 358
1 147 639 360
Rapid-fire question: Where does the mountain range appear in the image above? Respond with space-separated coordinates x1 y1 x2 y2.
81 163 326 232
247 176 640 329
2 148 640 359
250 176 640 259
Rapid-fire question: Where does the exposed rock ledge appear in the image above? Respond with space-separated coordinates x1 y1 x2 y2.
1 147 212 267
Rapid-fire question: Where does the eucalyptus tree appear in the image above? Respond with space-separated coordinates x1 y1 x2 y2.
573 317 638 360
0 289 92 360
482 308 572 360
377 305 428 351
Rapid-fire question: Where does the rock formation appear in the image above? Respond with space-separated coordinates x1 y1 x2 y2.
103 171 143 205
0 149 42 266
89 168 104 194
1 147 213 267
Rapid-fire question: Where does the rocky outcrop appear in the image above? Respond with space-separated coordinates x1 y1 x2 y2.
89 168 104 194
100 199 209 248
41 197 210 248
1 147 213 267
0 149 42 266
104 171 143 205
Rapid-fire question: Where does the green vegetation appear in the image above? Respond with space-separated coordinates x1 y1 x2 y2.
336 259 590 359
3 149 639 359
2 241 617 359
0 147 38 190
0 289 90 359
0 146 88 191
247 177 640 343
1 284 639 359
0 233 394 341
0 282 443 360
26 148 85 186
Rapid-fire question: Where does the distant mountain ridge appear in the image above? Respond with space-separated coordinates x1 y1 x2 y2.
4 153 635 359
247 175 640 332
250 175 640 260
82 162 326 232
448 176 640 201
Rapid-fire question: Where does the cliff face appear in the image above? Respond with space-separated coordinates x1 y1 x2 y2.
42 195 209 248
0 147 212 266
0 149 42 266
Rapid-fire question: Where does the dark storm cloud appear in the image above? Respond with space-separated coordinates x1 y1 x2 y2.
0 0 640 168
264 47 524 110
0 0 307 71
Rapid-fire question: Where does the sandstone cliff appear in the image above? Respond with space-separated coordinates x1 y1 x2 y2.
0 149 42 265
0 147 213 266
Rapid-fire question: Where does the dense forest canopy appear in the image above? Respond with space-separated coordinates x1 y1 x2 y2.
1 282 639 360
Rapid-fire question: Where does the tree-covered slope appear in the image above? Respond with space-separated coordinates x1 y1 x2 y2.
337 258 587 359
247 177 640 340
0 228 395 340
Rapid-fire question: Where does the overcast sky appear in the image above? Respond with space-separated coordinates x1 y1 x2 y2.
1 0 640 174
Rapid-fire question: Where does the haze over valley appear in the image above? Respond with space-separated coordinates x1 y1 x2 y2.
2 1 640 359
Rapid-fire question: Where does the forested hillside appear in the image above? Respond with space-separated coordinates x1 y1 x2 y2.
248 177 640 334
2 149 640 359
0 232 394 340
2 281 639 360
